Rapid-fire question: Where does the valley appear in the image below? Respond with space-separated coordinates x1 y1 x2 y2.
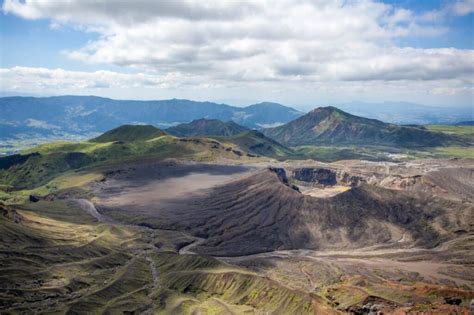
0 108 472 314
1 151 473 313
2 0 473 313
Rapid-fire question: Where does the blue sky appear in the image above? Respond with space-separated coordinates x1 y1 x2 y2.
0 0 473 110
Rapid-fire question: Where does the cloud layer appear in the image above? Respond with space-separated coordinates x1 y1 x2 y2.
2 0 473 105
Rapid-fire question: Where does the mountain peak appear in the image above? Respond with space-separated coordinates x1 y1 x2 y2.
91 124 166 143
309 106 342 115
167 119 248 137
262 106 459 147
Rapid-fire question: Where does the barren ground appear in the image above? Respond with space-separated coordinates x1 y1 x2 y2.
3 159 471 314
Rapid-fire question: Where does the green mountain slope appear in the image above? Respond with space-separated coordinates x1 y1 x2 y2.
167 119 248 137
220 130 294 158
90 125 167 143
263 106 464 147
0 125 266 190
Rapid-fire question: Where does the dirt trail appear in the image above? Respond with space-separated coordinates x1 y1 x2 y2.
179 237 206 255
143 252 160 315
146 253 159 291
301 266 315 290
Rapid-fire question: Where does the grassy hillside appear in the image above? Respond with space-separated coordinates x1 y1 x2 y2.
0 198 321 314
166 119 248 137
294 144 474 161
425 124 474 137
216 130 294 159
91 124 167 142
0 129 264 190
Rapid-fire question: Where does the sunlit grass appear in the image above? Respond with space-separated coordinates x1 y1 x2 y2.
425 125 474 136
431 146 474 158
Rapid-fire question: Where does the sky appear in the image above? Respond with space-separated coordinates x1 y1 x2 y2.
0 0 473 110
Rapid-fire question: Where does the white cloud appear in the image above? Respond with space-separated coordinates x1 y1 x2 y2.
0 66 209 90
451 0 474 16
1 66 472 100
256 122 286 128
1 0 473 105
26 119 60 129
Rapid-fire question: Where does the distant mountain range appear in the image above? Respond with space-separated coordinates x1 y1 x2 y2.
0 96 471 142
92 107 467 150
0 96 302 139
262 106 465 147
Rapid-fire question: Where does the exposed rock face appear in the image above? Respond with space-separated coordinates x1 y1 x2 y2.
29 195 40 202
269 167 300 192
291 166 365 187
336 171 365 186
378 167 474 201
444 296 462 305
292 168 337 186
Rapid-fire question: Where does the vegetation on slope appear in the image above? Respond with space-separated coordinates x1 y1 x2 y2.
166 118 248 137
0 126 266 190
215 130 294 159
0 134 472 313
90 124 167 143
0 197 321 314
425 124 474 136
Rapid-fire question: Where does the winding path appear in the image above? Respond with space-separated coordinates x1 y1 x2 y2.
178 237 206 255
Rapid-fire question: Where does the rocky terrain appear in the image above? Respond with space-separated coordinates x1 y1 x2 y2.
0 124 472 314
93 160 473 258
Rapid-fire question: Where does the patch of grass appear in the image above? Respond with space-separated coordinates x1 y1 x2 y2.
162 267 315 314
0 200 154 313
293 145 396 162
0 170 101 205
410 303 436 312
365 285 413 304
16 199 97 225
425 125 474 136
328 286 367 309
293 144 474 162
429 146 474 158
90 124 166 143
